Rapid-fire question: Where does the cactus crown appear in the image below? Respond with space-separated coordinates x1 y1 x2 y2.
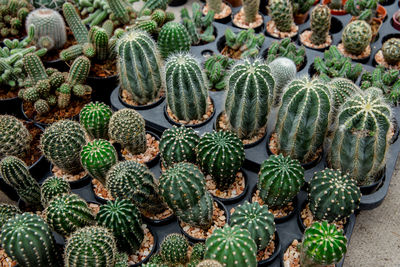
342 20 372 56
382 38 400 65
265 37 306 67
160 234 189 264
181 2 215 45
310 4 331 45
157 22 191 59
0 115 32 158
40 176 71 206
79 102 113 140
204 54 234 90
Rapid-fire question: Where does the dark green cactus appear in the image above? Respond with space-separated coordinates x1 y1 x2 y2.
382 38 400 65
310 5 331 45
79 102 113 140
342 20 372 56
191 243 206 262
0 115 32 158
106 0 136 25
224 28 265 59
115 252 129 267
0 0 32 40
0 204 21 229
181 3 215 45
160 234 189 265
268 0 293 33
204 54 234 90
40 176 71 206
344 0 378 22
265 38 306 67
157 22 191 59
23 52 48 84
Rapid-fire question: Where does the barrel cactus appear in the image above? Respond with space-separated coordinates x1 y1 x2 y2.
268 0 294 33
158 22 191 59
191 243 206 262
79 102 113 140
382 38 400 66
0 115 32 158
342 20 372 56
310 4 331 45
0 204 21 229
40 176 71 206
160 234 189 265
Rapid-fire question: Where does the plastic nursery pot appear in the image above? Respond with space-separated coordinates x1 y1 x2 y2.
168 0 187 6
322 0 347 15
359 168 385 195
86 74 118 106
202 1 233 24
257 231 282 266
293 12 310 25
130 226 158 267
210 168 249 205
0 96 22 118
330 17 344 34
392 11 400 31
43 58 69 72
379 0 395 6
376 4 387 23
142 210 176 226
231 11 265 33
116 85 165 110
49 164 92 189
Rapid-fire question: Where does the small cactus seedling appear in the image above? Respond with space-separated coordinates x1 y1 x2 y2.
160 234 189 265
0 0 33 39
157 22 191 59
0 115 32 158
204 54 234 90
342 20 372 56
79 102 113 140
181 3 215 45
310 5 331 45
0 204 21 229
265 38 306 68
268 0 294 33
40 176 71 207
382 38 400 66
223 28 265 59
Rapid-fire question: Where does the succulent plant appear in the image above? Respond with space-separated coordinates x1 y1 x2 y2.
160 234 189 265
205 225 257 267
310 4 331 45
265 38 306 67
196 260 223 267
328 87 392 186
258 154 305 208
206 0 223 13
79 102 113 140
157 22 191 59
148 253 164 264
196 130 245 190
0 115 31 158
159 125 200 168
268 0 294 33
106 0 136 25
204 54 234 90
342 20 372 56
31 0 65 11
382 38 400 66
165 53 209 121
224 28 265 59
224 57 274 139
292 0 315 15
344 0 378 22
64 226 117 267
40 176 71 206
139 0 170 15
0 204 21 229
191 243 206 262
0 213 61 267
242 0 260 23
159 162 214 229
275 77 331 163
0 0 32 39
114 252 129 267
74 0 112 27
181 3 215 45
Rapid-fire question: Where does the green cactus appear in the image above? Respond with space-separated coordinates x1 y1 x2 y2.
62 2 89 44
204 54 234 90
0 115 31 158
40 176 71 206
242 0 260 23
382 38 400 65
205 225 257 267
133 20 158 34
224 58 274 139
106 0 136 25
0 204 21 229
265 38 306 67
60 44 84 61
160 234 189 265
157 22 191 59
159 162 214 229
181 3 215 45
31 0 65 11
56 83 71 108
67 56 91 86
342 20 372 56
191 243 206 262
196 260 223 267
224 28 265 59
23 52 48 84
0 0 32 40
292 0 315 15
268 57 297 107
196 131 245 190
79 102 113 140
206 0 222 13
114 253 129 267
268 0 294 33
310 4 331 45
89 26 109 61
140 0 170 14
34 99 50 114
159 125 200 168
344 0 378 22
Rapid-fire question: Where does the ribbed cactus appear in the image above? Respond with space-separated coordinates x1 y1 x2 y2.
160 234 189 265
157 22 191 59
106 160 167 214
258 154 305 208
89 26 109 61
342 20 372 56
79 102 113 140
62 2 89 44
40 176 71 206
41 120 87 174
0 204 21 228
196 131 245 190
268 0 293 33
275 77 331 163
382 38 400 65
159 162 213 229
230 202 275 250
67 56 91 87
191 243 206 262
0 115 31 158
268 57 297 107
115 253 129 267
0 213 60 267
25 8 66 50
159 125 200 168
242 0 260 23
204 55 234 91
165 53 208 121
205 225 257 267
107 0 136 25
117 29 163 105
224 58 274 139
64 226 117 267
300 221 347 266
108 109 146 155
310 5 331 45
96 198 144 254
328 88 392 186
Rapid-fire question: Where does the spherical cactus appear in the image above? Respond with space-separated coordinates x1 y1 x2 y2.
160 234 189 264
81 139 118 185
268 0 293 33
382 38 400 65
258 154 305 208
106 160 167 214
342 20 372 56
310 4 331 45
0 204 21 229
300 221 347 266
275 77 331 163
96 198 144 254
267 57 296 107
205 225 257 267
79 102 112 140
34 99 50 115
45 193 94 236
159 162 213 229
196 260 223 267
0 213 60 267
191 243 206 262
108 109 146 155
40 176 71 206
64 226 117 267
158 22 191 59
117 29 163 105
0 115 32 158
196 131 245 190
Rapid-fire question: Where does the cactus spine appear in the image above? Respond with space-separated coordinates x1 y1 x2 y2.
204 54 234 90
310 5 331 45
242 0 259 23
160 234 189 265
342 20 372 56
0 204 21 229
0 115 32 158
206 0 222 13
268 0 294 33
40 176 71 207
382 38 400 65
79 102 113 140
157 22 191 59
62 2 89 44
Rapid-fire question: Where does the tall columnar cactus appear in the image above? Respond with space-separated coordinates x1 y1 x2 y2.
224 58 274 139
106 0 136 25
310 5 331 45
268 0 293 33
205 225 257 267
117 29 163 105
275 77 331 163
196 131 245 190
45 193 94 236
242 0 260 23
159 125 200 168
25 8 66 50
106 160 167 214
79 102 113 140
268 57 297 107
206 0 222 13
62 2 89 44
0 213 60 267
230 202 275 250
328 88 392 186
204 54 234 91
41 120 87 174
258 154 305 208
108 108 146 155
160 234 189 265
40 176 71 206
300 221 347 266
81 139 117 185
159 162 214 229
0 156 41 207
96 198 144 254
157 22 191 59
181 3 215 45
342 20 372 56
0 115 32 158
64 226 117 267
309 168 361 222
67 56 91 86
0 204 21 229
382 38 400 66
165 53 209 121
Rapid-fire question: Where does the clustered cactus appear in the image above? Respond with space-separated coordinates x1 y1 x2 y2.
204 54 234 90
310 4 331 45
265 38 306 68
79 102 113 140
223 28 265 59
268 0 294 33
181 3 215 45
344 0 378 22
382 38 400 66
0 0 32 39
342 20 372 56
105 0 137 25
40 176 71 206
157 22 191 59
0 115 32 158
132 9 175 35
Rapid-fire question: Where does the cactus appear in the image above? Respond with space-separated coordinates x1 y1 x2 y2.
196 260 223 267
223 28 265 59
0 213 60 267
106 160 167 214
62 2 89 44
106 0 136 25
268 0 294 33
181 3 215 45
328 87 392 186
204 55 234 90
157 22 191 59
310 5 331 45
165 53 209 121
40 176 71 206
0 115 31 158
300 221 347 266
191 243 206 262
342 20 372 56
41 120 87 174
79 102 113 140
96 198 144 254
275 77 331 163
292 0 315 15
159 125 200 168
160 234 189 265
67 56 91 86
31 0 65 11
205 225 257 267
0 0 32 39
344 0 378 22
0 204 21 229
382 38 400 65
196 131 245 190
115 253 129 267
206 0 222 13
108 108 146 155
224 58 274 139
265 38 306 67
159 162 214 229
23 52 48 84
64 226 117 267
242 0 259 23
258 154 305 208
